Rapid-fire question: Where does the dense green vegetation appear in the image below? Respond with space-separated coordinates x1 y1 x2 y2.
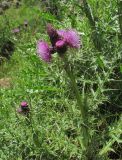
0 0 122 159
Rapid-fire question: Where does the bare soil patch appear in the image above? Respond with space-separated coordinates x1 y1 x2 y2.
0 77 11 88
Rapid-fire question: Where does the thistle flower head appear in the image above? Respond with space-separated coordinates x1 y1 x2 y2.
12 28 20 33
21 101 28 107
47 24 60 47
37 24 81 62
37 41 52 62
57 30 80 48
17 101 29 115
55 40 67 54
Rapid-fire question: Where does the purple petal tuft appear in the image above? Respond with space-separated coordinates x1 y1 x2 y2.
17 108 22 113
56 40 65 48
57 30 65 37
21 101 28 107
57 30 80 48
55 40 67 54
12 28 20 33
37 41 52 62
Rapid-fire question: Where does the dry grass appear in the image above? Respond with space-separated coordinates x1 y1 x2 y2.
0 77 11 88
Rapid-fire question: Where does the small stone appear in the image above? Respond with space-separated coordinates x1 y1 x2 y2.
1 1 10 10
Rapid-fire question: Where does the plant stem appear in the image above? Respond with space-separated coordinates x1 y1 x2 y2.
62 54 89 149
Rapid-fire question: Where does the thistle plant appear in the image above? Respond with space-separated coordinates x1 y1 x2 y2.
12 28 20 34
37 24 89 149
17 101 30 116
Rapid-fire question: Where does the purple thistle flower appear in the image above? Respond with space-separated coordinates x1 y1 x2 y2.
37 24 81 62
37 41 52 62
21 101 28 107
46 24 80 49
17 101 30 115
47 24 60 47
57 30 80 48
12 28 20 34
55 40 67 54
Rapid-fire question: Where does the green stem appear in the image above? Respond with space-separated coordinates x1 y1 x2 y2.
62 55 89 149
